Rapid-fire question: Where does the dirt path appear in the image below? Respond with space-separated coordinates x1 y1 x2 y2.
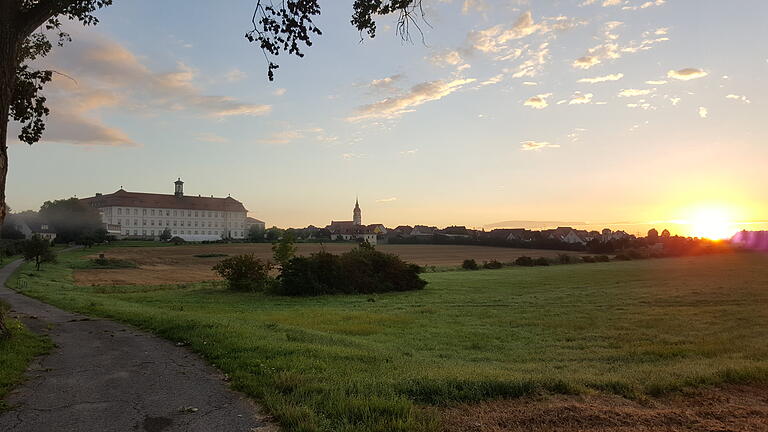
0 259 276 432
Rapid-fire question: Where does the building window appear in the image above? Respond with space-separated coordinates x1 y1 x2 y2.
133 230 138 235
173 210 177 216
134 209 138 215
188 211 191 217
134 219 138 225
166 210 170 216
142 230 146 235
194 211 198 217
151 209 155 216
118 208 122 215
173 221 177 226
143 209 147 215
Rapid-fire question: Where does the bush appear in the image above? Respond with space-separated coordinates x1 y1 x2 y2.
275 247 426 296
581 256 596 263
557 253 571 264
90 256 137 268
534 257 550 266
594 255 610 262
515 256 534 266
614 254 632 261
212 254 275 292
462 259 479 270
482 259 503 269
170 236 186 245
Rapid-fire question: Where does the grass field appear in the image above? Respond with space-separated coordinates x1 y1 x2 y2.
7 247 768 431
72 243 583 286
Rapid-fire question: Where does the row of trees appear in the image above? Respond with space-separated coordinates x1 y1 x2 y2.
2 198 108 245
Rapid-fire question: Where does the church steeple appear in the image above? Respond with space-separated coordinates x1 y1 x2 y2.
353 197 362 225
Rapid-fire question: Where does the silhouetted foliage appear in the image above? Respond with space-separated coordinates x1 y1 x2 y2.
272 231 297 267
533 257 550 266
515 256 535 267
482 259 503 269
462 259 479 270
213 254 275 292
557 253 571 264
39 197 104 244
275 246 426 296
159 228 172 241
23 235 55 271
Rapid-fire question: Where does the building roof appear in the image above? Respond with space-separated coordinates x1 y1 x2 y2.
245 217 264 224
81 189 248 213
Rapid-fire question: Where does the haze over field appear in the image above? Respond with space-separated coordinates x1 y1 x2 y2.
6 0 767 236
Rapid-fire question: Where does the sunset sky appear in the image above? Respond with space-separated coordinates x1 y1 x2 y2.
8 0 767 235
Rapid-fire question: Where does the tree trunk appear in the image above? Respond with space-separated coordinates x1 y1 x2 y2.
0 20 19 339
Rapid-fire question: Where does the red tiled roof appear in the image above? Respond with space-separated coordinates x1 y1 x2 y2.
81 189 248 213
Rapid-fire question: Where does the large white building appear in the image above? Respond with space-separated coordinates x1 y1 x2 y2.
81 179 249 241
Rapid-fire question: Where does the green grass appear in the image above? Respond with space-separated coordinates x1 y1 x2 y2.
7 248 768 431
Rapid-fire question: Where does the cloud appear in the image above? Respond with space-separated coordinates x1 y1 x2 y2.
376 197 398 203
578 73 624 84
509 43 550 78
520 140 559 151
462 0 489 14
469 11 583 55
25 30 271 146
479 74 504 86
698 107 708 118
618 88 655 97
195 133 228 143
569 92 593 104
523 93 552 109
341 153 366 160
224 68 247 82
622 0 666 10
368 74 404 93
430 50 464 67
572 23 669 69
602 0 622 6
400 149 419 155
257 127 330 144
348 78 476 121
522 81 538 86
667 68 708 81
646 80 667 85
273 88 287 96
726 94 751 104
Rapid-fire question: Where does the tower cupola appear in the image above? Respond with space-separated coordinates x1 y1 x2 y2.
174 178 184 197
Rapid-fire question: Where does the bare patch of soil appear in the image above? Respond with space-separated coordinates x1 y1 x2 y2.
440 385 768 432
73 244 579 286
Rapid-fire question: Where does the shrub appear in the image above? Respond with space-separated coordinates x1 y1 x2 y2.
628 249 646 260
170 236 186 245
159 228 172 241
90 256 137 268
212 254 275 292
275 247 426 296
482 259 503 269
462 259 480 270
534 257 550 266
557 253 571 264
515 256 534 267
614 254 632 261
581 255 596 263
595 255 610 262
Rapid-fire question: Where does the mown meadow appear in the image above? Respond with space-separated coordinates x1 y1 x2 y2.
7 247 768 431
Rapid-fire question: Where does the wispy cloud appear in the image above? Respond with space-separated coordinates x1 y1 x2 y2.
569 92 594 104
726 94 751 104
618 88 655 97
376 197 398 203
523 93 552 109
521 140 560 151
668 68 708 81
698 107 708 118
195 133 228 143
347 78 476 121
578 73 624 84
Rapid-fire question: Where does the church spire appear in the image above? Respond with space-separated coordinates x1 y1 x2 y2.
353 196 362 225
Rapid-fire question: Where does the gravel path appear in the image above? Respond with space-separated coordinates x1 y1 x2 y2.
0 259 276 432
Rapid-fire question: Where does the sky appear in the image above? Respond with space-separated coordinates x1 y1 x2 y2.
7 0 768 235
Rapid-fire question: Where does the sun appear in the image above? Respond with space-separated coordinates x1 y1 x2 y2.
688 207 737 240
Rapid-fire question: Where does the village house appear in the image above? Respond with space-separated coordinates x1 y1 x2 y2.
327 198 380 245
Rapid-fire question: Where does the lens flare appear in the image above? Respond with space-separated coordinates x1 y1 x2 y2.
688 207 737 240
